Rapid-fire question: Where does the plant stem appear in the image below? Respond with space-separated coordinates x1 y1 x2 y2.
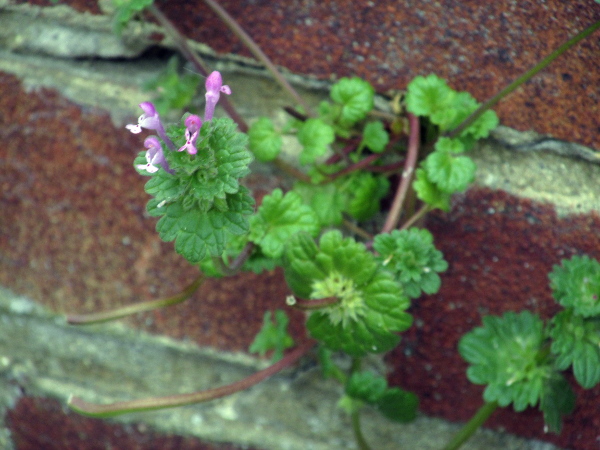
66 273 205 325
272 157 312 183
68 339 316 417
447 19 600 139
381 113 420 233
212 242 256 276
343 219 374 241
202 0 316 116
351 409 373 450
443 401 499 450
147 4 249 132
400 204 431 230
323 153 383 183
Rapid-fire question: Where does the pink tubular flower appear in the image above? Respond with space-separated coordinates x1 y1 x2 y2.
136 136 169 173
204 71 231 121
178 115 202 155
126 102 175 150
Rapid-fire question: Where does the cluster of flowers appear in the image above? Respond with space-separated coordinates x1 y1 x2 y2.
126 71 231 174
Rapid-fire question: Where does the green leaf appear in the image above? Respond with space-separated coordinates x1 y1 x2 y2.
284 231 412 357
539 374 575 434
361 121 389 153
424 146 476 193
248 117 282 162
345 371 418 423
249 189 320 259
550 309 600 388
143 56 201 115
292 182 346 227
434 136 465 154
405 74 455 119
374 228 448 298
375 388 419 423
463 109 499 140
297 118 335 165
346 371 387 404
144 170 186 205
155 188 253 264
249 310 295 362
111 0 154 34
294 172 389 226
405 74 498 138
549 255 600 318
412 168 451 211
330 77 375 128
344 172 390 221
459 311 555 412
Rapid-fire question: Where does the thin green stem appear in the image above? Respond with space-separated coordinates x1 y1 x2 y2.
400 204 431 230
381 113 420 233
147 4 249 131
447 19 600 139
443 401 499 450
351 409 373 450
202 0 316 116
66 273 205 325
68 339 316 417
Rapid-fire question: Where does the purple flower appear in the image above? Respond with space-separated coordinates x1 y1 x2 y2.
126 102 175 150
178 115 202 155
204 71 231 121
136 136 169 173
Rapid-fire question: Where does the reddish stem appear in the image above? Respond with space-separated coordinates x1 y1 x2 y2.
380 113 420 233
69 340 316 417
202 0 316 116
148 5 249 132
67 274 205 325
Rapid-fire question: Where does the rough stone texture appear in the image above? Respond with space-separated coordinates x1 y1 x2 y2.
390 189 600 450
8 397 248 450
0 287 559 450
13 0 600 150
1 1 600 449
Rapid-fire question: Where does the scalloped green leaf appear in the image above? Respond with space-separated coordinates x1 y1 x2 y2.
539 374 575 434
459 311 554 412
248 117 282 162
405 74 455 119
424 147 476 193
346 371 387 403
549 255 600 318
284 231 412 357
413 168 451 211
374 228 448 299
550 309 600 389
154 189 253 264
293 182 346 227
297 118 335 165
330 77 375 127
345 172 390 221
144 169 186 204
361 121 389 153
249 310 295 362
249 189 320 259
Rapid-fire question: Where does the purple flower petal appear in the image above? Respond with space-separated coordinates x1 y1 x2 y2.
204 71 231 121
178 129 198 155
